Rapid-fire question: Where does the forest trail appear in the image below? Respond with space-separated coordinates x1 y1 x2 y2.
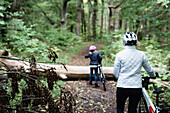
64 44 123 113
69 44 104 66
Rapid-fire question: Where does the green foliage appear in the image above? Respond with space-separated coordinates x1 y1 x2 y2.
100 40 124 66
99 30 124 66
120 0 169 40
2 19 49 59
139 38 170 82
44 28 81 50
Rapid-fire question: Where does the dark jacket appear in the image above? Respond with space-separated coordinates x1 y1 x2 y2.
85 51 102 65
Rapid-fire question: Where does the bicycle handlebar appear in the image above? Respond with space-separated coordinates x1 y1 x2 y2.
142 72 159 79
142 72 159 89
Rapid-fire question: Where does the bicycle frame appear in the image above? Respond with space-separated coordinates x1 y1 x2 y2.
138 74 167 113
142 88 156 113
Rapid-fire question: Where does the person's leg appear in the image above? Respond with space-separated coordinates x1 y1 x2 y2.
89 68 93 85
128 88 142 113
94 67 99 87
94 67 98 83
117 88 128 113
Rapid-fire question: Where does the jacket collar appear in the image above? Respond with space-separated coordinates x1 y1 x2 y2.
124 45 136 49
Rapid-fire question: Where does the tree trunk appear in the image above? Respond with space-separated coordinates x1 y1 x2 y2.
100 0 104 38
87 0 91 38
76 0 82 36
114 7 121 30
82 6 87 36
61 0 70 28
108 0 114 34
37 5 55 25
92 0 97 38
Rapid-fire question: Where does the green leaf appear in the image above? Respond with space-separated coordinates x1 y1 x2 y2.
0 6 6 10
0 12 4 17
0 20 5 25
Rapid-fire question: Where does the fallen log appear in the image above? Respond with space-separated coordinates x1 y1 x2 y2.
0 56 166 80
0 49 167 81
40 64 115 79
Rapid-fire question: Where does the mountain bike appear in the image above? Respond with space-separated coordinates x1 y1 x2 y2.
137 73 170 113
98 64 107 91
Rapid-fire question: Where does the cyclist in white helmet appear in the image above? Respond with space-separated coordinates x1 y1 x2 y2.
113 32 155 113
85 45 102 87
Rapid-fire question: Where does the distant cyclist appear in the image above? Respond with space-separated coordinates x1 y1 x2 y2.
113 32 156 113
85 45 102 88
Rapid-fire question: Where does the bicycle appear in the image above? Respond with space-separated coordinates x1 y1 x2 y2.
137 72 170 113
98 64 107 91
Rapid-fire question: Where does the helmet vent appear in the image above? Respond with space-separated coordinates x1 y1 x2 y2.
130 33 132 37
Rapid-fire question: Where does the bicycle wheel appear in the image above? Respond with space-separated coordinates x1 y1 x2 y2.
137 96 149 113
103 83 106 91
101 74 106 91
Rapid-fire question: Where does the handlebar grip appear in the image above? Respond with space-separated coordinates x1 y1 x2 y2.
155 72 159 78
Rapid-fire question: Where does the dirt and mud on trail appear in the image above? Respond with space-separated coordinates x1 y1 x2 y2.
65 44 123 113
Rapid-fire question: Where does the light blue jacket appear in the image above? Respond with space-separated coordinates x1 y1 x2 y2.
113 46 155 88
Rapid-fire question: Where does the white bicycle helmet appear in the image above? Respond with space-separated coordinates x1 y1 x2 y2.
123 32 137 45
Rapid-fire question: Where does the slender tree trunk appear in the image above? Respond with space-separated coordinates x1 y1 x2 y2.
82 5 86 36
108 0 114 34
92 0 97 38
76 0 82 36
83 17 86 36
81 2 86 35
115 7 121 30
61 0 70 28
87 0 91 38
100 0 104 38
37 5 55 25
104 12 107 33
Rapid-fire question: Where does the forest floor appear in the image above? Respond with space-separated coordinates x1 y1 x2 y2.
64 44 128 113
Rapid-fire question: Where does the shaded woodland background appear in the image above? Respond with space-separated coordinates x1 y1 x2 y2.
0 0 169 112
0 0 169 76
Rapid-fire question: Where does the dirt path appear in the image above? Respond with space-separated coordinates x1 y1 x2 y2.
64 44 119 113
69 44 104 66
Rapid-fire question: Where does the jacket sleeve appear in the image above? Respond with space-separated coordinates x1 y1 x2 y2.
142 54 155 77
85 54 90 58
99 53 102 60
113 55 121 79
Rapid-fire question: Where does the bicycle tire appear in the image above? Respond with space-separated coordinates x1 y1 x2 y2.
103 83 106 91
98 66 107 91
137 96 149 113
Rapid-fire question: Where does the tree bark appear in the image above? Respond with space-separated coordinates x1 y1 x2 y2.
100 0 104 38
61 0 70 28
108 0 124 33
92 0 97 38
108 0 114 34
37 5 55 25
76 0 83 36
81 3 86 36
87 0 91 38
114 7 121 30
